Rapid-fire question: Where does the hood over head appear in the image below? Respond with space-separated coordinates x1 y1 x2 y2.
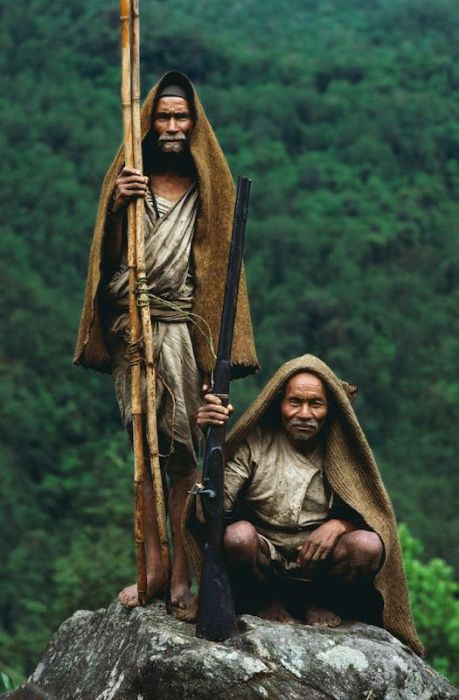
155 72 192 103
226 354 357 456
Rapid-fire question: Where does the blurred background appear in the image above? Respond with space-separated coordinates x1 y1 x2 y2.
1 0 459 688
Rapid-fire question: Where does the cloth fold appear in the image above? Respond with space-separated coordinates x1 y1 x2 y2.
106 185 202 470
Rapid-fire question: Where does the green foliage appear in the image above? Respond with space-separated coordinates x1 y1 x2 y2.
0 665 22 693
1 0 459 686
400 524 459 684
0 672 14 693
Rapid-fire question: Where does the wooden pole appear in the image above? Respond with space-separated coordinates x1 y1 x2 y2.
119 0 147 605
130 0 171 580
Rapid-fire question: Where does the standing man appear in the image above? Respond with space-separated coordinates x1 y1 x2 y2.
74 71 259 609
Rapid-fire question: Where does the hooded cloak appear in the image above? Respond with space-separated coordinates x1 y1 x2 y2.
74 71 259 378
184 354 423 655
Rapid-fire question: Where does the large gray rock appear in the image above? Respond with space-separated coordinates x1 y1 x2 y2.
5 600 458 699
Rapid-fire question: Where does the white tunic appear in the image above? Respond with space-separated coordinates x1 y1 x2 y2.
105 185 202 476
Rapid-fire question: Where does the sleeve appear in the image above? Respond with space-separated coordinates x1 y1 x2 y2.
224 438 255 514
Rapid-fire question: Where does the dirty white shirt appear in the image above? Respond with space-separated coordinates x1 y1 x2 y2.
225 426 333 550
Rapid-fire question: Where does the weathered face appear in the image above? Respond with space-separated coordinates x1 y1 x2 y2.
152 96 194 154
281 372 328 443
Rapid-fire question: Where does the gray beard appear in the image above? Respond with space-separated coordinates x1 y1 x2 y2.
158 133 188 151
286 418 320 441
288 418 320 430
143 131 194 176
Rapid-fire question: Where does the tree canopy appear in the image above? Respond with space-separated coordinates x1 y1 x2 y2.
1 0 459 684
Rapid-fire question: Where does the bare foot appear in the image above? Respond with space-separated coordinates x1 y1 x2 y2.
170 580 194 610
174 595 198 622
257 599 295 624
118 574 167 608
305 605 341 627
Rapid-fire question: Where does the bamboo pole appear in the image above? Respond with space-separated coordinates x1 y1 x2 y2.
119 0 147 605
130 0 171 579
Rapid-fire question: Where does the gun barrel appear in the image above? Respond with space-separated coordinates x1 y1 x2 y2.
215 176 251 370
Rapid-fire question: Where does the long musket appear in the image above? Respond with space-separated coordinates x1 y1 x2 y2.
119 0 170 605
195 176 252 641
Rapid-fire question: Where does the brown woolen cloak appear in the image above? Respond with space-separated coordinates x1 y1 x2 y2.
184 354 423 655
73 71 259 378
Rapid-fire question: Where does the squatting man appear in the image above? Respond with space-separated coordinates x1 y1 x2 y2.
192 354 422 652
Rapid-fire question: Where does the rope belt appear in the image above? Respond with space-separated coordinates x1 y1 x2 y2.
112 292 216 363
115 294 192 323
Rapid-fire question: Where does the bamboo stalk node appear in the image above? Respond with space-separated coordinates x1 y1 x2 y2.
127 338 144 366
136 276 150 307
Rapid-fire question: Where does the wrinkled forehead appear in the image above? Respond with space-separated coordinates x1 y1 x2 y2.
283 371 327 399
153 96 192 115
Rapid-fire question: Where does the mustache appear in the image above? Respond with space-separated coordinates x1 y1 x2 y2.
158 133 188 142
287 418 320 430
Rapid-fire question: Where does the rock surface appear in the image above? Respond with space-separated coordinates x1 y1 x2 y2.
4 600 458 700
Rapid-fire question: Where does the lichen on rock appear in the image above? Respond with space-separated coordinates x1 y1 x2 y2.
4 600 458 700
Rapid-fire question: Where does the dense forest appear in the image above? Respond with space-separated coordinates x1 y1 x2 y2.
1 0 459 686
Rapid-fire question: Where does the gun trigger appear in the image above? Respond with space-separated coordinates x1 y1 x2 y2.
188 483 217 498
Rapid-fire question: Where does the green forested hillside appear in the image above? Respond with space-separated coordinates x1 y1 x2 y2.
2 0 459 681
